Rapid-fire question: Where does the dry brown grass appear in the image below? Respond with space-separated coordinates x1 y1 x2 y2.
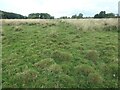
1 19 117 28
1 19 59 25
62 18 118 31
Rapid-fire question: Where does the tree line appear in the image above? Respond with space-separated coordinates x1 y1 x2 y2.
60 13 83 19
28 13 54 19
0 10 54 19
0 10 119 19
94 11 117 18
0 10 27 19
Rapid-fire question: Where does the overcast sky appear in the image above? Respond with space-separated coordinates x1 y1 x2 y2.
0 0 119 18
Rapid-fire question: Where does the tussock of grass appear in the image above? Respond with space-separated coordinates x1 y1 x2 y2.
47 64 63 74
48 31 58 38
108 64 118 77
34 58 55 70
61 63 73 75
14 26 23 31
86 50 99 64
58 74 75 87
15 69 39 86
28 23 37 26
101 63 118 79
74 64 95 76
51 50 73 62
99 63 117 85
88 72 103 86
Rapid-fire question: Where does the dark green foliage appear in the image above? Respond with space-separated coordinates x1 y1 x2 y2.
71 13 83 19
60 16 68 19
94 14 99 18
71 14 77 19
77 13 83 19
1 10 26 19
0 10 54 19
94 11 115 18
28 13 54 19
106 13 116 18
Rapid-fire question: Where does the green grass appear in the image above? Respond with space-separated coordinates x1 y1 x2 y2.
2 19 118 88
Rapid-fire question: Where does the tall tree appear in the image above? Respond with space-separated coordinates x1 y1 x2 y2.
77 13 83 18
99 11 106 18
71 14 77 19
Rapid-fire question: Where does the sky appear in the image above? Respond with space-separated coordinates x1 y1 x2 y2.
0 0 119 18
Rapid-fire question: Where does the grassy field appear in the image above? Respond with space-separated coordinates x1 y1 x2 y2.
1 19 118 88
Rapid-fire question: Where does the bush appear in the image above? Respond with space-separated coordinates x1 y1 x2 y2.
52 50 73 62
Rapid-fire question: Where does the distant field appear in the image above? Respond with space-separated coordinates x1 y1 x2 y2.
1 19 118 88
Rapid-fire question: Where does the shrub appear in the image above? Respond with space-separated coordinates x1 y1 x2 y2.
86 50 99 64
52 50 73 62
